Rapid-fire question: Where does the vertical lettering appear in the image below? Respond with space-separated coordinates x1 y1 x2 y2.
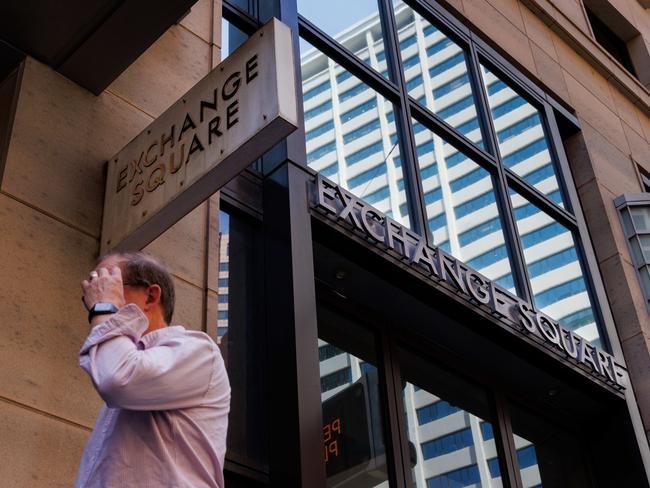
409 239 439 278
328 440 338 459
208 115 223 145
144 141 158 167
131 179 144 206
597 351 617 383
160 125 175 156
517 302 537 334
332 418 341 435
146 164 165 192
199 88 218 122
384 217 407 256
335 188 362 229
608 356 626 388
222 72 242 100
167 144 185 175
440 253 467 294
536 314 562 347
186 134 205 163
578 338 603 375
315 176 338 215
466 271 490 304
116 166 128 193
559 327 579 360
360 206 385 242
179 113 197 141
129 152 144 182
246 54 259 83
226 100 239 129
323 423 331 443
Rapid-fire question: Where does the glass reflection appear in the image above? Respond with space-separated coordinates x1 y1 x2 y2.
221 19 248 60
399 348 504 488
297 0 390 79
217 211 230 343
413 120 516 292
318 310 390 487
301 40 408 226
481 65 565 206
394 1 484 149
509 188 601 346
215 209 269 472
509 403 591 488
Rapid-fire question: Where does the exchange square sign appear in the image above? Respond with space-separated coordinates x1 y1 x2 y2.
101 18 298 253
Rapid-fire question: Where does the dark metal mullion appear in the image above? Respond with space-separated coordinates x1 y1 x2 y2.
468 43 533 303
408 98 498 171
472 37 546 105
378 0 428 237
505 169 578 229
377 331 408 488
470 44 580 231
405 0 471 40
492 394 525 488
222 0 261 34
297 15 401 104
544 105 617 353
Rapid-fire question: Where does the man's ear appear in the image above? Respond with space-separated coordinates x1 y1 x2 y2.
146 284 162 306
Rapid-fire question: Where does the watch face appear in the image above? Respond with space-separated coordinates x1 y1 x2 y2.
88 302 118 324
94 302 118 313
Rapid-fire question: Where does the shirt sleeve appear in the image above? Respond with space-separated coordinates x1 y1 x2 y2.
79 304 217 411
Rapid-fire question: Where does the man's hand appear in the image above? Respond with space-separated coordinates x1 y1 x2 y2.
82 266 126 310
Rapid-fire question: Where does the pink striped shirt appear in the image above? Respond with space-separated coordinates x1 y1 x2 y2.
75 304 230 488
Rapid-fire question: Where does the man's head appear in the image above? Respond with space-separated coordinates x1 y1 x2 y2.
97 251 175 325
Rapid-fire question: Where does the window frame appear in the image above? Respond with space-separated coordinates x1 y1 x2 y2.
615 193 650 315
294 0 611 351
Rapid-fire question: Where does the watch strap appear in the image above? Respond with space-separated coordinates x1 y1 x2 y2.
88 302 119 323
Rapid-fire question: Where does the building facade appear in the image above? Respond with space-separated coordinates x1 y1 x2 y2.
1 0 650 487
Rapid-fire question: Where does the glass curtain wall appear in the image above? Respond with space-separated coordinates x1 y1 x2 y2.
297 0 604 349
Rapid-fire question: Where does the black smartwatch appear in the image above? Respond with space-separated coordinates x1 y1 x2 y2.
88 302 119 323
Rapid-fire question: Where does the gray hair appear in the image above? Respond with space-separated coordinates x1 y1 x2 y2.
98 251 175 324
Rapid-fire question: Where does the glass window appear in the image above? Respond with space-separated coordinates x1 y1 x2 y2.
399 347 504 488
508 403 592 488
393 2 484 149
585 7 637 77
413 121 516 292
220 19 248 60
301 41 409 226
616 197 650 314
216 209 268 472
297 0 391 79
480 65 565 206
318 307 390 487
509 189 601 346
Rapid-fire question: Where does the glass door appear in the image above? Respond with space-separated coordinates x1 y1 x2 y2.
317 305 392 488
396 346 507 488
314 299 598 488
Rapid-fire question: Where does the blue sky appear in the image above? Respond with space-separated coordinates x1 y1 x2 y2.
222 1 381 57
297 0 379 39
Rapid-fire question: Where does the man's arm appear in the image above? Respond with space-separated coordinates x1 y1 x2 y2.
79 305 218 411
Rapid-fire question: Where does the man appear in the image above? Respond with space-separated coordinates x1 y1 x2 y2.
75 251 230 488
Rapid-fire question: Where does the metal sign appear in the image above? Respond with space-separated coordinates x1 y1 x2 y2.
310 174 627 390
101 18 298 253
